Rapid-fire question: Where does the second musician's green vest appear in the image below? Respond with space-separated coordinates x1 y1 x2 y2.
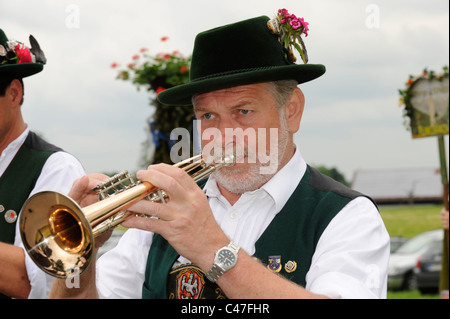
0 131 62 244
0 131 62 299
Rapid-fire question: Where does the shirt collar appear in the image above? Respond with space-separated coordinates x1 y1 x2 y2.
260 145 306 213
0 126 29 177
203 144 307 213
1 126 29 158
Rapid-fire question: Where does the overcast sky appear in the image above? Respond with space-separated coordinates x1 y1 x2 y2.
1 0 449 182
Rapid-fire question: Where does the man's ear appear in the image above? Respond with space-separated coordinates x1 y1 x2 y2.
6 79 24 108
285 87 305 134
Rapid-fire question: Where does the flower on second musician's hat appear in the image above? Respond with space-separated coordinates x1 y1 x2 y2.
0 44 7 57
14 43 33 64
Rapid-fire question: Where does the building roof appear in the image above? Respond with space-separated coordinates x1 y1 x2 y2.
351 167 444 203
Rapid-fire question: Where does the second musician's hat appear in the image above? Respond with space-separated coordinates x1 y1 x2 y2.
0 28 47 78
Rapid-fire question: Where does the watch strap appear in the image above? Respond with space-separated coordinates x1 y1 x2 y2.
206 264 224 282
206 241 240 283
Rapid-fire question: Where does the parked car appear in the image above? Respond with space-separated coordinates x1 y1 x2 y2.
390 236 408 253
414 240 443 295
388 229 443 291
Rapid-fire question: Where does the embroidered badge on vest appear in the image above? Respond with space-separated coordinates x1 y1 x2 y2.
167 264 227 299
267 255 282 272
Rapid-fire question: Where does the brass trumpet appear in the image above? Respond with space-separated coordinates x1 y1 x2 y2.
19 154 235 278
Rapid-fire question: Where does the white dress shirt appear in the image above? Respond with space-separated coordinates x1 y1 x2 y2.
0 127 85 299
97 147 390 299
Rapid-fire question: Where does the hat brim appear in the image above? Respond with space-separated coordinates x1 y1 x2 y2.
0 63 43 78
158 63 326 106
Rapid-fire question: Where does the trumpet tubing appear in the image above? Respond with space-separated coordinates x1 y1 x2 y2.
19 154 234 278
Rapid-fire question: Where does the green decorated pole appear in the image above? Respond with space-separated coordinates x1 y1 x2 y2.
438 135 449 211
437 134 449 296
398 67 449 297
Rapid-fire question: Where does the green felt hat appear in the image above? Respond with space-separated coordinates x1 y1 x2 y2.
0 28 46 78
158 15 325 106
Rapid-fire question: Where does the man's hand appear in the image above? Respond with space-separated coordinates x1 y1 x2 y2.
68 174 107 207
68 174 113 248
441 209 449 231
122 164 229 272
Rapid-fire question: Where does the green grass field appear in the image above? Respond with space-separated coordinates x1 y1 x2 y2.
379 204 445 299
379 204 443 238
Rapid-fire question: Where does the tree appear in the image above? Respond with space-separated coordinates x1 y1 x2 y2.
315 165 350 187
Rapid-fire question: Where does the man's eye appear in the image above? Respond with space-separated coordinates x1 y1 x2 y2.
203 113 214 120
239 109 251 115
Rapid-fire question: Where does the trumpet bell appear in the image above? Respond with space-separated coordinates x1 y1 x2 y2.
20 191 94 278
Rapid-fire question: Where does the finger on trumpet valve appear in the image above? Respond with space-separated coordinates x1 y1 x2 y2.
92 171 137 200
158 189 167 205
146 189 168 203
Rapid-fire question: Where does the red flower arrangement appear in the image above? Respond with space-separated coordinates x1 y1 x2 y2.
113 36 193 165
14 44 32 63
114 37 191 92
1 40 35 65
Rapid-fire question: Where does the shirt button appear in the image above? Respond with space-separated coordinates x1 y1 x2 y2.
229 210 238 219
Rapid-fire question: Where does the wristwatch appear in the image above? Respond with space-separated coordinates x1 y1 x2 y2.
206 241 240 283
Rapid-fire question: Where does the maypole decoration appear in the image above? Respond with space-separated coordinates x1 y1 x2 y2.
398 66 449 297
112 37 193 165
398 67 449 138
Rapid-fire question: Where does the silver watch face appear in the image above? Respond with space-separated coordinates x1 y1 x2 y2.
218 249 236 268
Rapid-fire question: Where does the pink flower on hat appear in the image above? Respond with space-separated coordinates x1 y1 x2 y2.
292 17 309 36
278 9 291 18
268 8 310 63
289 18 302 30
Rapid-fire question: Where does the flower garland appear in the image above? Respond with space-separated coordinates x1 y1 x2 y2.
398 66 449 130
267 8 309 64
113 37 193 165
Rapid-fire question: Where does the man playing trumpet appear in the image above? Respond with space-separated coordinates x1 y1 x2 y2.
50 12 390 299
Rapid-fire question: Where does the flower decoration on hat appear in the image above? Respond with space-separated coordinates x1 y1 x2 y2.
267 8 309 64
0 35 46 66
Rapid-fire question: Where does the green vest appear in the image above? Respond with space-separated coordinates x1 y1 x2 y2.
0 131 61 245
142 166 371 299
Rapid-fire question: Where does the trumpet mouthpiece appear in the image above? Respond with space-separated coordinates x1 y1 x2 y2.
223 154 236 166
